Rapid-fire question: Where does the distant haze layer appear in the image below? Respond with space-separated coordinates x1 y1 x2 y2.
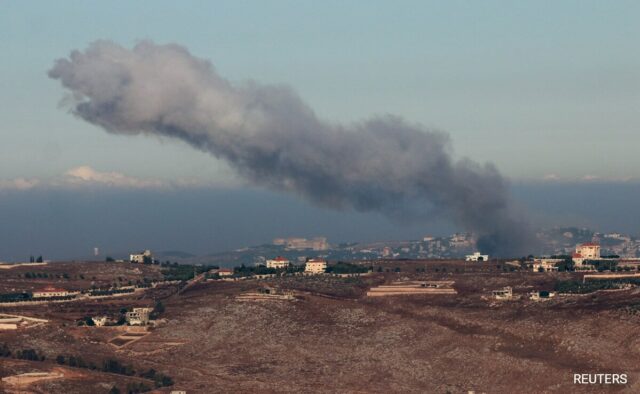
49 40 531 255
0 181 638 262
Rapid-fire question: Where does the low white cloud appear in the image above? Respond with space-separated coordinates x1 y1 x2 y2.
534 174 636 183
0 166 243 191
0 178 40 190
581 174 600 182
64 166 164 188
0 166 178 191
580 174 636 183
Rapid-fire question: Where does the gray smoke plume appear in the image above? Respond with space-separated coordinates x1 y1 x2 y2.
49 40 532 256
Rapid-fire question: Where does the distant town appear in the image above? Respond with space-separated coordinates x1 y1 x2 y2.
2 225 640 392
123 226 640 269
2 226 639 313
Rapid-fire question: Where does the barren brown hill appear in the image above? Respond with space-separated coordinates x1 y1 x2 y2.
0 262 162 293
1 261 639 393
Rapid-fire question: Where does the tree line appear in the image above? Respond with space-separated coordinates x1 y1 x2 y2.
0 343 174 392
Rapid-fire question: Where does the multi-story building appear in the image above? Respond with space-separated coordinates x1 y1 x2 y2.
125 307 153 326
266 256 290 269
576 243 601 259
130 250 153 263
304 259 327 274
573 243 601 266
465 252 489 262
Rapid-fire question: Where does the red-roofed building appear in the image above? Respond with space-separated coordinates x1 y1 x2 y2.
576 243 600 259
573 243 600 266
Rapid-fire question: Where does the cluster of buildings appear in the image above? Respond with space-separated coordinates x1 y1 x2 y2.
91 307 154 327
265 256 327 274
532 241 640 272
532 258 563 272
265 233 479 261
598 232 640 256
230 229 640 263
221 228 640 265
490 287 556 301
539 228 640 258
531 242 602 272
341 233 477 260
272 237 329 251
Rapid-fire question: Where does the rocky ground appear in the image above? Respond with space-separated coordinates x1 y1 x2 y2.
1 263 640 393
0 261 162 293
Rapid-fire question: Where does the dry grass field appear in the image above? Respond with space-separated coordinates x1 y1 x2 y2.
1 261 640 393
0 262 162 294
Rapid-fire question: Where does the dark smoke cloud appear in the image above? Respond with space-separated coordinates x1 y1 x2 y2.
49 40 532 256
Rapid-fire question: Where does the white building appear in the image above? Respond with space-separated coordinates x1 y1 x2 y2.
572 243 601 266
304 259 327 274
125 307 153 326
266 257 290 269
216 268 234 277
130 250 153 264
465 252 489 262
532 259 563 272
92 316 110 327
492 287 513 300
576 243 600 259
32 287 73 298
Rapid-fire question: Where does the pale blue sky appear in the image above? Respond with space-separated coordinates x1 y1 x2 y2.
1 0 639 183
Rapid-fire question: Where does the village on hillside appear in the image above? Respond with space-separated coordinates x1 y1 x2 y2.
2 228 640 392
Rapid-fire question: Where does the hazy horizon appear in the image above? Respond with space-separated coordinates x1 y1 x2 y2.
0 180 638 262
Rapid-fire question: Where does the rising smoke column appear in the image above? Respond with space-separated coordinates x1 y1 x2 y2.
49 40 531 256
